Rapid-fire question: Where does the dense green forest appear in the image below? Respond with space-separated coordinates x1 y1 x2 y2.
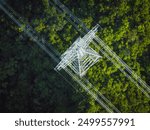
0 0 150 112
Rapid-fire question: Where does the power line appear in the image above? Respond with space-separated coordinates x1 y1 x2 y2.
0 0 119 112
51 0 150 98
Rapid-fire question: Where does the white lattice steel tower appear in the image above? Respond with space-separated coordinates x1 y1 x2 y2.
55 24 101 77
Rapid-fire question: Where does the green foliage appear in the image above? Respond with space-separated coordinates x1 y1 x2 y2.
0 0 149 112
18 24 26 32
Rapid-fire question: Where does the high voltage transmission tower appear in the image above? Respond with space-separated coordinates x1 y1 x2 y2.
55 24 101 77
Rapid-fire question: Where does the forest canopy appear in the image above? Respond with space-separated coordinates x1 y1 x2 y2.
0 0 150 112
